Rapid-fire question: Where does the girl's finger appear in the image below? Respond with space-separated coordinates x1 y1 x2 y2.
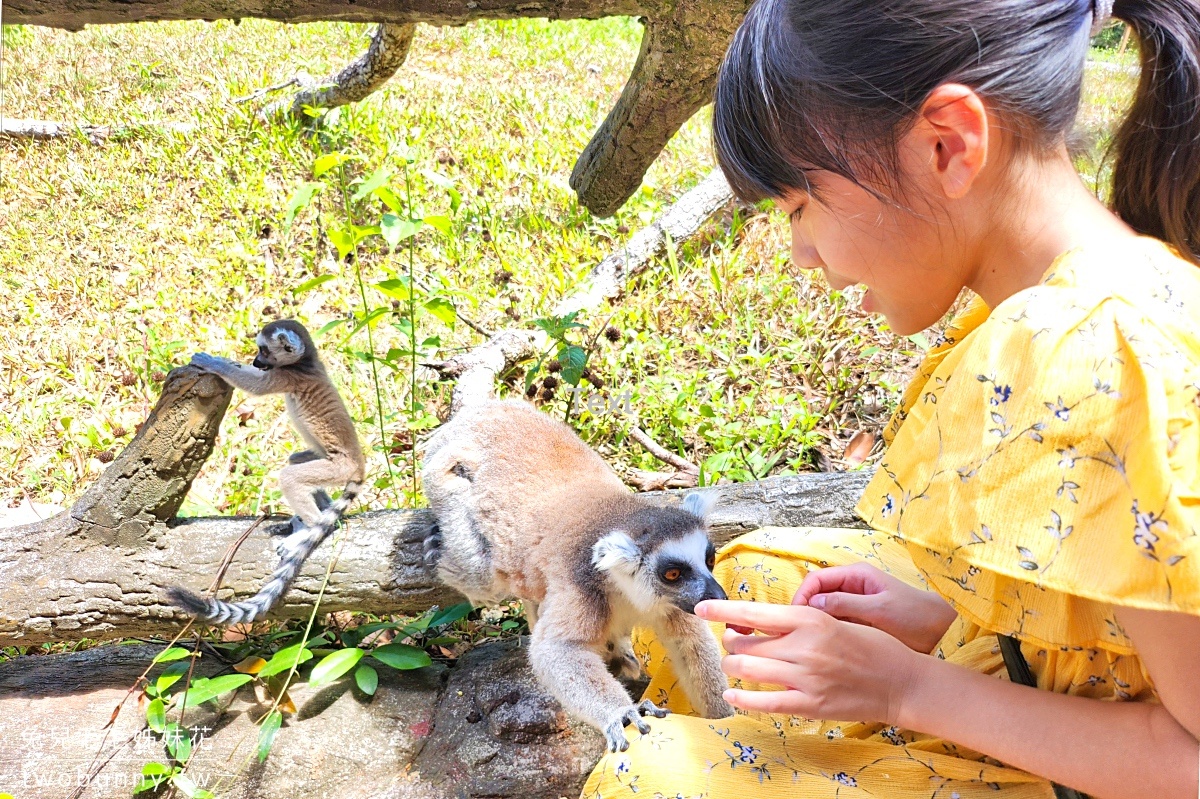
696 599 817 634
723 687 812 716
721 653 803 688
721 628 787 657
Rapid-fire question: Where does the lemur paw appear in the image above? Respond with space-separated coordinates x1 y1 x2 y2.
422 524 442 567
602 701 670 752
189 352 223 372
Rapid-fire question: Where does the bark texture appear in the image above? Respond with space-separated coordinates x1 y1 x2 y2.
4 0 750 217
263 22 418 120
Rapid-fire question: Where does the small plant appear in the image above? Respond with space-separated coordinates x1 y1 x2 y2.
283 137 462 506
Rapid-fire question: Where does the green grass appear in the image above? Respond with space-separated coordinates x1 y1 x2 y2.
0 21 1139 516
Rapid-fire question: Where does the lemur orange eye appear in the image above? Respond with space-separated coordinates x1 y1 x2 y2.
663 568 682 582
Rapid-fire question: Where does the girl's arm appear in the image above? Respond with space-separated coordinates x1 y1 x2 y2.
697 600 1200 799
897 608 1200 799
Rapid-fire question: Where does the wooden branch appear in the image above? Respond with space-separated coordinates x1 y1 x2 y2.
554 169 733 317
0 118 197 143
1 464 869 645
262 23 418 120
431 169 734 411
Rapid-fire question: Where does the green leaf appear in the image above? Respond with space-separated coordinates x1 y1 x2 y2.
316 318 345 337
558 345 587 385
427 602 473 630
352 164 394 202
370 643 432 671
142 762 172 777
352 223 382 244
284 181 323 227
374 277 412 302
259 642 315 677
422 214 453 235
152 647 191 663
328 226 356 262
420 169 462 213
380 214 423 249
156 661 191 695
294 274 337 295
134 773 172 794
146 698 166 733
171 773 201 797
354 663 379 696
257 709 283 763
312 152 354 178
423 298 457 328
374 185 405 214
309 647 365 687
164 722 192 763
181 674 253 708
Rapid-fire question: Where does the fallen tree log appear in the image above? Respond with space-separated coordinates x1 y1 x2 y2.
0 365 870 647
0 637 605 799
4 0 751 217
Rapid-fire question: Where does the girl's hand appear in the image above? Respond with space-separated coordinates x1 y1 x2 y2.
792 562 958 653
696 599 925 724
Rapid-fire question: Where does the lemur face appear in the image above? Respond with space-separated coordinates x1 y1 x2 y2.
645 529 727 614
254 326 306 369
593 526 727 614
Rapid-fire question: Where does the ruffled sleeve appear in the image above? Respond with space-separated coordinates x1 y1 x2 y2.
857 241 1200 654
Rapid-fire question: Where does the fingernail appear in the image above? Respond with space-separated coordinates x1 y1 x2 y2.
810 595 826 610
695 602 709 618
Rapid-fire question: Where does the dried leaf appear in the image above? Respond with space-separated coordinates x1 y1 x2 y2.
234 656 267 675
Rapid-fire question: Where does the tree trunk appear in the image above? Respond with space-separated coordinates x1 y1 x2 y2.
4 0 751 217
0 363 869 646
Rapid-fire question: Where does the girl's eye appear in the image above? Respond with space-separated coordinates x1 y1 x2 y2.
663 568 682 582
790 205 806 223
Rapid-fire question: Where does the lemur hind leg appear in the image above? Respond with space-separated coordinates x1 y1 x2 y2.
277 455 357 551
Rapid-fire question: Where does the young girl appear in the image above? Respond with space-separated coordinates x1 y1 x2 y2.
582 1 1200 798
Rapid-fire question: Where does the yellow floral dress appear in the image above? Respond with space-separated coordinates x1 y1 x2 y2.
582 237 1200 799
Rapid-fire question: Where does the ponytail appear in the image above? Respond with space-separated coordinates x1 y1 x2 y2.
1109 0 1200 264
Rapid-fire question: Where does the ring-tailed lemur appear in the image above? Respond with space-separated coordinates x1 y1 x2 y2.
168 319 366 625
422 399 733 751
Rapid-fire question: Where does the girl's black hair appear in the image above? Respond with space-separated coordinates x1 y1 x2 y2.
713 0 1200 263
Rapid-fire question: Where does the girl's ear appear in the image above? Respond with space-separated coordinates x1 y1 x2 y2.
907 83 990 200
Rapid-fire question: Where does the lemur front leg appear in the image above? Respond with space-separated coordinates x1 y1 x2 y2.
654 609 734 718
190 353 277 395
530 596 669 752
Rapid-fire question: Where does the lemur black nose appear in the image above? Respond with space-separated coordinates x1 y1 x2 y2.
701 576 727 603
252 356 271 370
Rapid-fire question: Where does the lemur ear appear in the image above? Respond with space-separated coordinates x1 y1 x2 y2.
680 491 716 520
592 531 640 573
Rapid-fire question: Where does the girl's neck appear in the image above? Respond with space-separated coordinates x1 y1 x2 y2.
965 148 1138 310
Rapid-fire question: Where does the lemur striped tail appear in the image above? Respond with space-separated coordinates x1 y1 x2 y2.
167 483 362 626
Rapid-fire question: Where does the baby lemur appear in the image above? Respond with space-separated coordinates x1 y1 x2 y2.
422 399 733 751
168 319 366 625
